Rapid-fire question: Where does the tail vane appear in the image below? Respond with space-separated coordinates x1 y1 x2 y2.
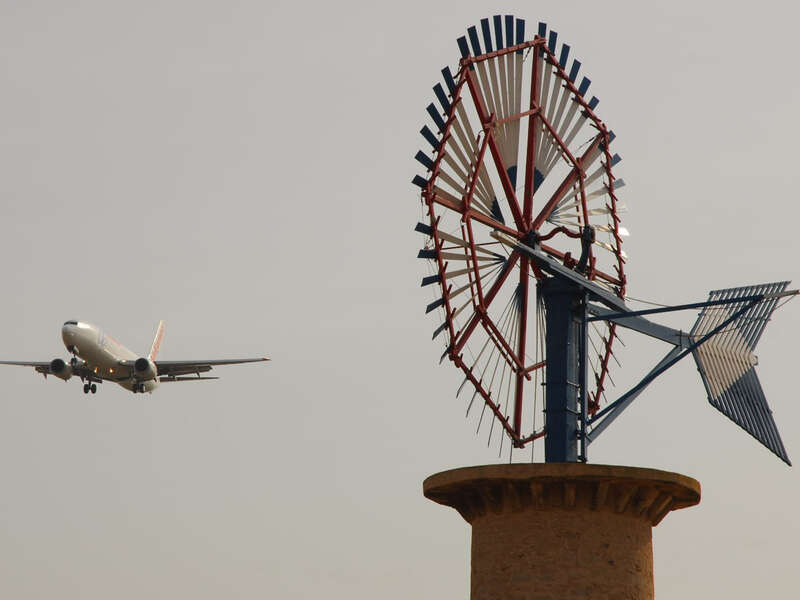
690 282 791 464
149 320 166 361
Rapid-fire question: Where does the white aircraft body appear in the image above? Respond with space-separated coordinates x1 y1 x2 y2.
0 320 268 394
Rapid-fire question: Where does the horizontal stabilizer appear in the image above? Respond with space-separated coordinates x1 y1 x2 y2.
690 282 791 464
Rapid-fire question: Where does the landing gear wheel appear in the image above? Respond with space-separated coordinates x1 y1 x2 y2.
90 384 97 394
83 383 89 394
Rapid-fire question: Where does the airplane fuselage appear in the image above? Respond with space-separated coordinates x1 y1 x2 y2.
1 320 267 394
62 321 159 393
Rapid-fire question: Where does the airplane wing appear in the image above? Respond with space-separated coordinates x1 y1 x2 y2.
117 357 269 380
0 360 107 383
0 360 51 374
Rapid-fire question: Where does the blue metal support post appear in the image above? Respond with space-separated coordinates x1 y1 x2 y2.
540 276 585 462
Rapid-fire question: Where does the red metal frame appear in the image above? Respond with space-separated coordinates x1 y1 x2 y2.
463 67 525 232
418 32 626 449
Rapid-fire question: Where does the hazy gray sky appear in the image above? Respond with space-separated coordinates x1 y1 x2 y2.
1 1 798 598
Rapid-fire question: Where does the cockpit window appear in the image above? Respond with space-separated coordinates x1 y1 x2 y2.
64 320 78 326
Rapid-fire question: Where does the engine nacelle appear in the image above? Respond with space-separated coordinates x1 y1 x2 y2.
49 358 73 381
134 357 157 381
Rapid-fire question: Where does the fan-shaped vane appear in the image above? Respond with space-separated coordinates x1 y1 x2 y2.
413 16 795 465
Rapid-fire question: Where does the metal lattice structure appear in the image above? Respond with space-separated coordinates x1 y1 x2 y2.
413 15 795 465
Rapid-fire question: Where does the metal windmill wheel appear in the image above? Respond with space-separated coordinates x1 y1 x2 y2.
413 17 626 455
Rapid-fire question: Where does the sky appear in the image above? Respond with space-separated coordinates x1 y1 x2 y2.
0 1 798 598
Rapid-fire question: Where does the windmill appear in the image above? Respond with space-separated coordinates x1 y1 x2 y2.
412 15 796 465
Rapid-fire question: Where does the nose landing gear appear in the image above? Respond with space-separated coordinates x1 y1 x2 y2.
83 383 97 394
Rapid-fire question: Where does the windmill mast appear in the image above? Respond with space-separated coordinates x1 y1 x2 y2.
540 276 585 462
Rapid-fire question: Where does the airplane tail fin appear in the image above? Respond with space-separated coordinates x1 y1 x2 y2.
149 320 166 360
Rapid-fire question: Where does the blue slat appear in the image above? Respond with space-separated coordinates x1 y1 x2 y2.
578 76 591 96
515 19 525 53
467 26 482 56
417 249 436 259
494 15 504 48
426 103 446 133
433 83 451 113
441 66 457 94
457 35 474 71
548 30 557 53
480 18 493 53
505 15 514 49
609 153 622 167
412 175 428 189
568 60 581 83
534 168 544 191
490 198 505 224
440 347 450 363
457 36 471 58
426 298 445 313
558 44 570 68
415 151 434 171
537 22 547 55
421 274 440 287
420 125 439 150
432 321 449 340
588 96 599 110
415 222 433 235
507 165 517 189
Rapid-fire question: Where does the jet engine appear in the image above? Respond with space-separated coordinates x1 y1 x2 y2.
134 357 157 380
49 358 73 381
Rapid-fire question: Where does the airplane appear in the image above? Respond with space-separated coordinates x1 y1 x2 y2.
0 320 268 394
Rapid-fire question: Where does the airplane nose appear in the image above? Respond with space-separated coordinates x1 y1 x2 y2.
62 323 76 343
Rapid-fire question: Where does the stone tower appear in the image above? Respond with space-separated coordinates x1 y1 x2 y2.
424 463 700 599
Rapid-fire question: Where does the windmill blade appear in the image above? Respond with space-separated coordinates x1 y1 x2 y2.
690 282 793 465
595 224 629 236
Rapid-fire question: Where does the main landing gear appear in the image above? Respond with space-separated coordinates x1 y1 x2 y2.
83 383 97 394
132 383 146 393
